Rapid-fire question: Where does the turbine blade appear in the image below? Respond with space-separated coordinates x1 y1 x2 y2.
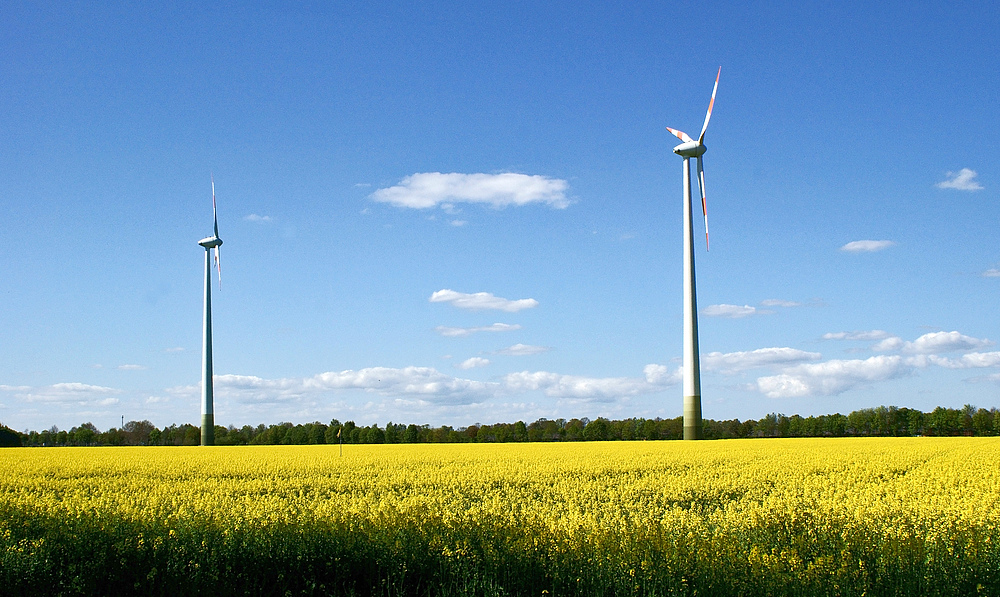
211 175 219 239
666 127 693 143
697 156 709 251
698 66 721 144
215 246 222 290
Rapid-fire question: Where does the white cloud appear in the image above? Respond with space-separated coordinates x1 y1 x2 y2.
116 364 146 371
760 299 802 308
920 351 1000 370
430 289 538 312
983 269 1000 278
164 347 185 353
643 364 683 385
756 355 911 398
936 168 983 191
496 343 550 356
0 385 31 392
870 331 991 355
872 336 905 352
503 364 679 402
703 347 822 374
212 367 499 406
871 331 990 355
0 382 121 405
166 363 680 409
371 172 570 210
904 331 991 354
450 220 468 227
823 330 893 341
435 323 522 338
840 240 895 253
702 304 769 318
244 214 272 222
457 357 490 370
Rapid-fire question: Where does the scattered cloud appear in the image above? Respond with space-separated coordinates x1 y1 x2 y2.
457 357 490 370
0 382 121 405
823 330 893 341
872 336 905 352
165 364 680 409
703 347 822 374
643 364 683 386
756 355 911 398
918 351 1000 369
450 220 468 227
244 214 272 222
164 347 185 353
936 168 983 191
749 330 999 398
503 364 679 402
430 289 538 312
760 299 801 308
0 385 31 392
116 364 146 371
371 172 570 210
702 304 770 318
904 331 991 354
496 343 550 356
983 269 1000 278
840 240 895 253
211 367 499 406
873 331 991 354
435 323 522 337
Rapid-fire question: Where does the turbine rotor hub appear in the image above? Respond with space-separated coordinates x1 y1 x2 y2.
199 236 223 248
673 141 706 158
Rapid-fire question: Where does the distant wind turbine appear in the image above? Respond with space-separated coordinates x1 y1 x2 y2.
666 67 720 440
197 177 223 446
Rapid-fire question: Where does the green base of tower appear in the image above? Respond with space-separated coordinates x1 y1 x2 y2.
201 414 215 446
683 395 703 440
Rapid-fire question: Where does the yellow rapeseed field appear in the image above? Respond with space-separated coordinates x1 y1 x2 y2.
1 438 998 595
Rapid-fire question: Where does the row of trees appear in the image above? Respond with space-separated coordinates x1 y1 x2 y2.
4 404 999 448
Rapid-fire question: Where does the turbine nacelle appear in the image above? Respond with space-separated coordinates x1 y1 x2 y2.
673 141 706 158
198 236 223 249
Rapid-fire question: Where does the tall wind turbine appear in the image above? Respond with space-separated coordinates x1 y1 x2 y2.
666 67 719 441
197 177 223 446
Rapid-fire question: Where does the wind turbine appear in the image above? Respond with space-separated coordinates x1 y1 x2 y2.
666 67 719 441
197 177 223 446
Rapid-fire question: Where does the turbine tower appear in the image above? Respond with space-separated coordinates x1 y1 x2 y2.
198 177 223 446
666 67 719 440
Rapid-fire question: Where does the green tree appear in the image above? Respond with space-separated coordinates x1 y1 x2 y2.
583 418 610 441
0 423 21 447
972 408 993 436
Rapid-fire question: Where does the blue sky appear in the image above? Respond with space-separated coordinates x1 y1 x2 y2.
1 1 998 432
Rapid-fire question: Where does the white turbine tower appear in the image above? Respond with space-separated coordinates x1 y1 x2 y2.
666 67 719 441
197 177 223 446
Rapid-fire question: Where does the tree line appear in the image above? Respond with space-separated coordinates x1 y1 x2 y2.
2 404 999 448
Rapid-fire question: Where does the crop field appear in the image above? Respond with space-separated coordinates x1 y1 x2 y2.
1 438 998 596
